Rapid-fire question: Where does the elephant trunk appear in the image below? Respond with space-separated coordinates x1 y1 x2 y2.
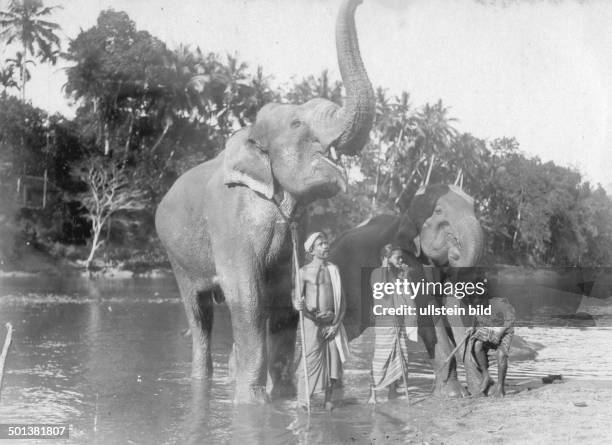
328 0 375 155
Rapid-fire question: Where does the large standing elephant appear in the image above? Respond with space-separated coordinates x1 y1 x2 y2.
329 184 485 397
155 0 375 404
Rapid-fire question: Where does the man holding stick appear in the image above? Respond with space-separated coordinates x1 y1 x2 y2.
293 232 349 411
368 245 418 404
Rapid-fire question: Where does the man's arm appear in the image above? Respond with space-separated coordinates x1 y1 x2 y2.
498 297 516 331
324 265 346 339
490 297 515 342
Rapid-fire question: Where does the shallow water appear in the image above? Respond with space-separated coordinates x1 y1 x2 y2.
0 276 611 444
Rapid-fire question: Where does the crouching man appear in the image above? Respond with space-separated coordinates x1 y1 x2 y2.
467 288 516 397
294 232 350 410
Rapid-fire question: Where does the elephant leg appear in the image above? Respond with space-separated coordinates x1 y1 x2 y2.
174 264 214 379
267 306 298 398
444 295 482 394
430 317 466 398
223 275 269 404
463 342 484 395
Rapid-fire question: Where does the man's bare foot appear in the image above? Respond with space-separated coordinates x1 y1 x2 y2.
489 384 505 398
388 386 401 400
478 376 493 395
368 387 377 404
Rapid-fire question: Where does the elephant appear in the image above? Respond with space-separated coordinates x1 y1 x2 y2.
155 0 375 404
329 183 485 397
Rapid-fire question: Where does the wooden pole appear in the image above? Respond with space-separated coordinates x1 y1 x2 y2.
290 223 310 413
0 323 14 401
390 270 409 401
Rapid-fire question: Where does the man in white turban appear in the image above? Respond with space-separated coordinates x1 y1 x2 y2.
294 231 349 410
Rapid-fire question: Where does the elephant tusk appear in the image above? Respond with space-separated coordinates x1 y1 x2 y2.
329 145 338 162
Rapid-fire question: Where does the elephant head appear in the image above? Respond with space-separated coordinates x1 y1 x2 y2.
395 184 484 267
223 0 375 203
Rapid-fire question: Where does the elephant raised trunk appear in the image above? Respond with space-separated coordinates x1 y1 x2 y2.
311 0 375 156
334 0 375 154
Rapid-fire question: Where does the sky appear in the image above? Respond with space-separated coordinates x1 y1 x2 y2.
2 0 612 190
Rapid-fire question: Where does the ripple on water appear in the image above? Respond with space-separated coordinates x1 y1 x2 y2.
0 386 84 422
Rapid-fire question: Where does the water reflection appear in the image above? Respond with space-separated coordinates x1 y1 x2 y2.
0 275 611 444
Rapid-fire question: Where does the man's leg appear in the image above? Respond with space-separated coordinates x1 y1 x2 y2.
474 340 492 395
388 380 401 399
325 340 340 410
490 349 508 397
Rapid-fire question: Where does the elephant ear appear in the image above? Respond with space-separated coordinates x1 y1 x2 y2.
222 128 275 199
394 214 421 257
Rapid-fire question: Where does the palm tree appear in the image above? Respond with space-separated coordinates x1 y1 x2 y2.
0 0 62 101
413 99 458 186
4 52 34 92
0 63 19 94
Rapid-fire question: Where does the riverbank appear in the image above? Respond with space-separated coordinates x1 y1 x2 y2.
0 244 172 278
378 380 612 444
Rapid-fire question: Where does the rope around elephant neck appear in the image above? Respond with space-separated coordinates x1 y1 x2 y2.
271 192 297 224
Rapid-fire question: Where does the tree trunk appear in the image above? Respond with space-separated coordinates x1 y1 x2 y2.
123 113 134 163
103 123 110 156
21 41 26 102
85 220 103 269
42 169 48 208
512 199 522 250
150 119 171 155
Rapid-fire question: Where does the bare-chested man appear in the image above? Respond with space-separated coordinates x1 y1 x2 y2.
294 232 349 410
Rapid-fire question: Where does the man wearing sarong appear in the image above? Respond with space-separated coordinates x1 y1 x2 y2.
467 288 516 397
294 232 349 410
368 245 418 404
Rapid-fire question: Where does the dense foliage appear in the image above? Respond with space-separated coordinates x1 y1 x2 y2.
1 6 611 269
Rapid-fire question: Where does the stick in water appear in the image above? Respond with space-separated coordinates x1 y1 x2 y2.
0 322 14 401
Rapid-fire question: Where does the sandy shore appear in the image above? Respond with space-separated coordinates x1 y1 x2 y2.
371 380 612 444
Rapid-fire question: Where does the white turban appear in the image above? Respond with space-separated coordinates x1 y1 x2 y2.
304 232 324 253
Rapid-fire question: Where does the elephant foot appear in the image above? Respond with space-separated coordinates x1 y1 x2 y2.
228 347 236 382
270 379 296 399
191 368 213 380
234 384 269 405
191 356 213 379
432 377 466 398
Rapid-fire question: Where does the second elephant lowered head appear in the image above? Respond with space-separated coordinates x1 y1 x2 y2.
395 184 484 268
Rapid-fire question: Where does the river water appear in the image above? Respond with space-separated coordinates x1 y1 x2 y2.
0 275 610 444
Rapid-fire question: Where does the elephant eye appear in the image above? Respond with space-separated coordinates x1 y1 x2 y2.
291 119 302 129
434 206 443 214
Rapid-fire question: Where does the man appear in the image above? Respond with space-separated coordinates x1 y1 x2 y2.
294 232 349 410
467 282 516 397
368 245 418 404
